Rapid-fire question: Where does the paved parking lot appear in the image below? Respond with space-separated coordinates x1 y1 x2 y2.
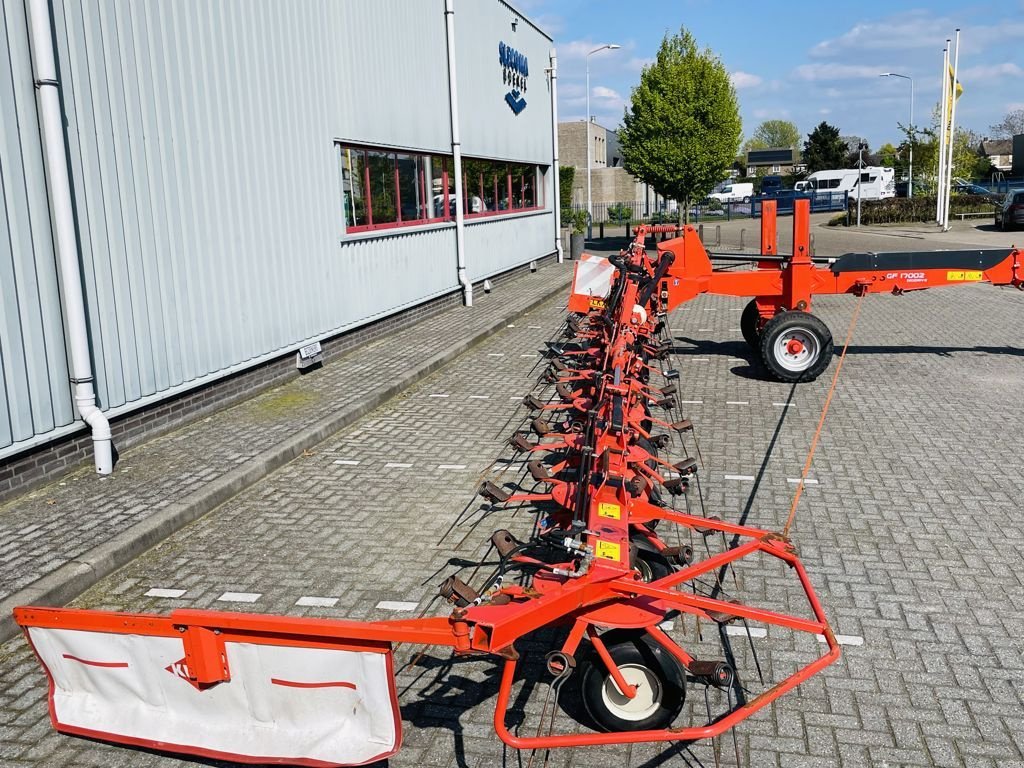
2 230 1024 767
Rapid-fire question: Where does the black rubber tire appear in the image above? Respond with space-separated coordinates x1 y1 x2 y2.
759 311 833 382
580 631 686 732
739 300 763 351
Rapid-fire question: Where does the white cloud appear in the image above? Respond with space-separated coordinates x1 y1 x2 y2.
592 86 622 101
730 71 763 89
556 40 628 61
819 108 832 115
753 107 791 120
626 56 654 72
958 62 1024 80
1007 102 1024 111
809 11 1024 58
794 63 889 81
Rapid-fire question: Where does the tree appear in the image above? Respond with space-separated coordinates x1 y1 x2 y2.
802 122 846 173
988 109 1024 138
558 165 575 219
745 120 801 151
877 142 899 168
951 128 991 180
619 26 741 224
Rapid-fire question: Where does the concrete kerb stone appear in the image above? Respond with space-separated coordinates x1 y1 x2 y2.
0 271 571 643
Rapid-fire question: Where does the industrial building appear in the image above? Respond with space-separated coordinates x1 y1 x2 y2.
0 0 559 498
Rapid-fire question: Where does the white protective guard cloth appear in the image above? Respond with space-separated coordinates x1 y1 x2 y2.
570 254 615 304
27 626 401 766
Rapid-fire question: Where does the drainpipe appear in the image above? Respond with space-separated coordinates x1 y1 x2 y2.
444 0 472 306
548 48 563 262
26 0 112 474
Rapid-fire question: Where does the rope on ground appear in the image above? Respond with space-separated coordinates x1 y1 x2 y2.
782 292 866 538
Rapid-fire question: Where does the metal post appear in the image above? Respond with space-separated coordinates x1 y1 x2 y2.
942 29 961 231
880 73 915 197
936 42 950 224
856 145 863 227
547 49 563 262
585 44 620 240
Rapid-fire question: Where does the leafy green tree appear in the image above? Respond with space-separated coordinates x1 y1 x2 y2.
877 142 899 168
745 120 801 151
618 26 741 224
558 165 575 219
802 122 846 172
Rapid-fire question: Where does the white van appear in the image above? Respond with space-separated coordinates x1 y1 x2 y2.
708 182 753 203
801 167 895 200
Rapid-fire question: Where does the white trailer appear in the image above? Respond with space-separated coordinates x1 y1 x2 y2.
800 167 895 200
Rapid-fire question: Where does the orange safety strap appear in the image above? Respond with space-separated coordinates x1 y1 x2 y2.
782 292 865 538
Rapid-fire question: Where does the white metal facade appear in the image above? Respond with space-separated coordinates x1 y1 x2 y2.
0 0 555 457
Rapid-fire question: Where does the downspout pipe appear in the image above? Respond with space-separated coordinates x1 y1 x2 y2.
26 0 112 474
444 0 472 306
548 48 563 263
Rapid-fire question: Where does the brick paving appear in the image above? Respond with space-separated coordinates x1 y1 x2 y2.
0 261 570 605
3 243 1024 767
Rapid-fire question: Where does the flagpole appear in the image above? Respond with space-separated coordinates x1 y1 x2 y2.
936 41 950 225
943 28 961 231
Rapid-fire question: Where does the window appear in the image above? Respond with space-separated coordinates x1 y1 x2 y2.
340 144 544 232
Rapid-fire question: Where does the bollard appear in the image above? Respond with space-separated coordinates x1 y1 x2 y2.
715 225 721 247
698 224 704 244
740 229 745 250
599 222 605 239
810 233 815 256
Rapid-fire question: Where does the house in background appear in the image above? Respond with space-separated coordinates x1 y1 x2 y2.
979 138 1013 173
745 147 805 176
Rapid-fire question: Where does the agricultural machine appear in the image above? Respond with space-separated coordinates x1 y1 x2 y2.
12 198 1019 766
569 199 1021 382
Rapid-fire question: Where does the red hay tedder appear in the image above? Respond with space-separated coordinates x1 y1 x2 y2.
13 198 1020 766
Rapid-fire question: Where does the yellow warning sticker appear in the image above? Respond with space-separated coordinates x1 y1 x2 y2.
595 540 621 561
597 502 621 520
947 271 965 281
964 270 983 281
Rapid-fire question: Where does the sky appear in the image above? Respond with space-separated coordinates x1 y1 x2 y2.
519 0 1024 149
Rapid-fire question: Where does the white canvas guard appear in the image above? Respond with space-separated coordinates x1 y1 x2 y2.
27 626 401 766
571 254 615 301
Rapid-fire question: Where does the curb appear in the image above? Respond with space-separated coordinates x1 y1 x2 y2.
0 268 571 644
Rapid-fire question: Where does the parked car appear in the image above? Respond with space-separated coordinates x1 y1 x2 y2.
708 182 753 203
760 188 813 214
760 175 785 195
995 190 1024 230
951 179 1002 202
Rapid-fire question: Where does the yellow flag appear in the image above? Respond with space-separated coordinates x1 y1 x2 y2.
948 64 963 99
944 64 962 146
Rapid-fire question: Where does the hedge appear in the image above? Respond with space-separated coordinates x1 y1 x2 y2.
837 194 997 225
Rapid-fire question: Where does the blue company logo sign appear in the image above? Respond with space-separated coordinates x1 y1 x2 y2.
499 41 528 115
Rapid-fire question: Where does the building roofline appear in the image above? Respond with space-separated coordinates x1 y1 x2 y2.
498 0 554 42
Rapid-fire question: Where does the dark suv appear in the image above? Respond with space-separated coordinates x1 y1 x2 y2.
995 190 1024 231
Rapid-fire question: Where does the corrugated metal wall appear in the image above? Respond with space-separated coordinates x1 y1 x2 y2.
0 2 75 450
0 0 554 458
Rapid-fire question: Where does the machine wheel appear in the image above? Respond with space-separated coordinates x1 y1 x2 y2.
739 300 763 351
759 311 833 382
581 631 686 732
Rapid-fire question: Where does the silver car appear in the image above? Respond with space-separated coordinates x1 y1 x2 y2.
995 190 1024 231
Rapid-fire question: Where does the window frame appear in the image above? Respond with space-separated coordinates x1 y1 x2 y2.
340 144 547 234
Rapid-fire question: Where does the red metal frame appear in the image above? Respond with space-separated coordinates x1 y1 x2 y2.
14 217 851 762
659 199 1023 323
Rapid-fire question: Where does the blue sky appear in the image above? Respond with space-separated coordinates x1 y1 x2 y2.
521 0 1024 148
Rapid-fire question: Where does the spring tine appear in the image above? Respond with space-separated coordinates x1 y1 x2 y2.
742 617 765 686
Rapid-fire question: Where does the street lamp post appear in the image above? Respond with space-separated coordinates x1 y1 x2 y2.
586 43 620 238
880 73 914 197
